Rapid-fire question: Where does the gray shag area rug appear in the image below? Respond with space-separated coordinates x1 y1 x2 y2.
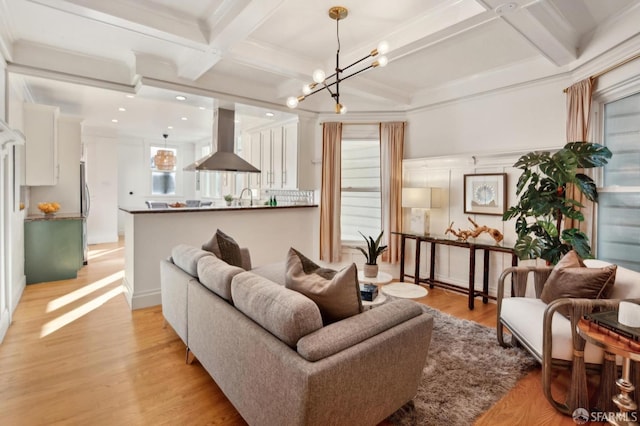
388 305 538 426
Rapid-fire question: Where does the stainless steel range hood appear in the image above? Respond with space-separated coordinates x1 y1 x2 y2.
184 108 260 173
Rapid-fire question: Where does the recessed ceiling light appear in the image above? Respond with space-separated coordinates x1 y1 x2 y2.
181 117 188 121
199 106 206 110
125 94 135 98
175 95 187 101
167 126 173 129
265 112 275 117
118 107 126 112
495 2 518 15
111 119 118 123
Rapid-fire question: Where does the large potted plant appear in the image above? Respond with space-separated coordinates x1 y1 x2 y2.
355 231 388 277
502 142 612 264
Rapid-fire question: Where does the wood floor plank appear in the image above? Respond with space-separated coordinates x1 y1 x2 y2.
0 240 579 425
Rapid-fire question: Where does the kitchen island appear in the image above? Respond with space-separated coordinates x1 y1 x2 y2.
119 204 319 309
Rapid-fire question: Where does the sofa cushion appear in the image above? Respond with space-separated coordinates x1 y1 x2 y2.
585 259 640 300
203 229 245 269
501 297 609 364
251 261 286 286
285 248 362 325
540 250 617 316
197 255 245 302
171 244 212 277
297 299 424 361
231 271 323 347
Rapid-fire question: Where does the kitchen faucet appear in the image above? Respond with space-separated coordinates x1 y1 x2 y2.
239 187 254 206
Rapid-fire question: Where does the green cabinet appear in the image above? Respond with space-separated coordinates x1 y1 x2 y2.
24 216 83 284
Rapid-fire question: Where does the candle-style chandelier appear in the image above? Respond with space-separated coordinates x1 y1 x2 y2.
286 6 389 114
154 133 176 171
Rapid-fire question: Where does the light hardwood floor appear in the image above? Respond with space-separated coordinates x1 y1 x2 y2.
0 240 578 425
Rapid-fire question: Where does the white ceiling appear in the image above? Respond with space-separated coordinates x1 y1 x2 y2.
1 0 639 141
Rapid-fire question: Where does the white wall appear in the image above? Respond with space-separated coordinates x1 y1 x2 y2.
1 66 27 343
405 78 567 159
116 136 197 235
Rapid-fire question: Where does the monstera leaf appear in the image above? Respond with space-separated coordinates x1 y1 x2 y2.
503 142 612 264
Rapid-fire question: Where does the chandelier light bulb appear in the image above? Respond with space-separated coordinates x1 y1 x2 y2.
312 69 326 84
340 104 347 114
377 56 388 67
377 41 389 55
302 84 312 95
286 96 299 109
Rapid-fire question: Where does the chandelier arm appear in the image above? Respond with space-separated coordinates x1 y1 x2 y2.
340 53 374 74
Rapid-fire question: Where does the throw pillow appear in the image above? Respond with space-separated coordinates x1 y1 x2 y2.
203 229 243 268
285 248 362 325
540 250 617 316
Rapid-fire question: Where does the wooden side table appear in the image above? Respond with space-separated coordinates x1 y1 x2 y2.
578 319 640 424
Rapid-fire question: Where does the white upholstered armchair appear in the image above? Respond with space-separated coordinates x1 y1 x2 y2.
496 259 640 415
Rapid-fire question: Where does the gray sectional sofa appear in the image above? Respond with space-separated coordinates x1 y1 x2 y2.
160 244 434 426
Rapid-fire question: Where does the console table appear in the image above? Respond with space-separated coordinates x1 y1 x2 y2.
393 232 517 309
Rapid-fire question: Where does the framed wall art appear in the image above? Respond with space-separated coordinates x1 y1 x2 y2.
463 173 507 216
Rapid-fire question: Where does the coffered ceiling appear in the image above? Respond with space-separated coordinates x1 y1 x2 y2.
1 0 639 141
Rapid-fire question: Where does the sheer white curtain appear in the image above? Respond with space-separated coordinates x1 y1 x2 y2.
320 122 343 262
380 122 405 263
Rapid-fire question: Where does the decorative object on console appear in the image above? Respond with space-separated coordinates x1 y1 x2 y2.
354 231 388 278
285 6 388 114
464 173 506 215
402 187 440 235
502 142 612 264
153 133 176 171
445 217 504 244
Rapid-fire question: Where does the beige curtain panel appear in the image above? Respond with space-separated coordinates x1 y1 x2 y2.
564 77 595 240
320 122 343 262
380 122 405 264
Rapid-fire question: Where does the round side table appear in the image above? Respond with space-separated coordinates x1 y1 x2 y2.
358 271 392 309
381 282 428 299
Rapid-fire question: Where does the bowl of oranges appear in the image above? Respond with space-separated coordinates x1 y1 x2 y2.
38 202 61 216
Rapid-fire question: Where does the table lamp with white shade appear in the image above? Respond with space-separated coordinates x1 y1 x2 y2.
402 187 441 235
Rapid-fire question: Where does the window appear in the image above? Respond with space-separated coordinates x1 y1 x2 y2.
341 127 381 242
150 146 177 195
597 91 640 271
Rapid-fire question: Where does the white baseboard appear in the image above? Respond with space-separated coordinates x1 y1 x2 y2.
121 278 161 310
0 307 10 344
12 275 26 312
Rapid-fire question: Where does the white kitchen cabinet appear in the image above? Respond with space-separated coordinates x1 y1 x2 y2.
248 121 298 190
282 123 298 189
24 103 60 185
249 132 262 188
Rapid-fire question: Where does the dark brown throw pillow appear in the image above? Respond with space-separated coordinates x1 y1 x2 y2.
208 229 243 268
285 248 362 325
540 250 617 316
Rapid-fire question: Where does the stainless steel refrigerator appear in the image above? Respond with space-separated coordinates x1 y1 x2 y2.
80 161 90 264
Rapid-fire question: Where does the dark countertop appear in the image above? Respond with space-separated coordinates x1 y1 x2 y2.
119 204 318 214
25 213 85 222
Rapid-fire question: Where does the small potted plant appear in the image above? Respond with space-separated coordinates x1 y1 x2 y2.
355 231 388 278
224 194 233 206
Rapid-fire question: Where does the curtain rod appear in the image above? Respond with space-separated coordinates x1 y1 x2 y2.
563 52 640 93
